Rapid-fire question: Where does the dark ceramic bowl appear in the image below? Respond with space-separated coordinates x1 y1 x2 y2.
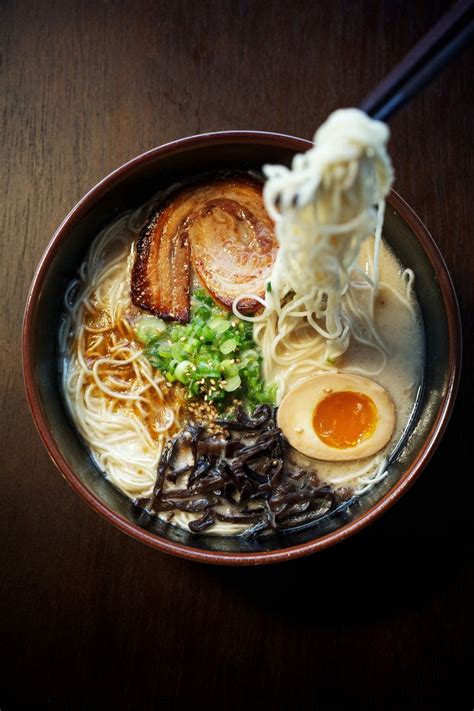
22 131 461 565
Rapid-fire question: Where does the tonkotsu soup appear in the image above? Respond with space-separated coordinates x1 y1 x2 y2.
59 110 425 538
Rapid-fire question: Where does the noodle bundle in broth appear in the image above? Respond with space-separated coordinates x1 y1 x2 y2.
60 110 424 537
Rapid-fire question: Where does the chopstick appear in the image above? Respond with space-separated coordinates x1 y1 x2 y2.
360 0 474 121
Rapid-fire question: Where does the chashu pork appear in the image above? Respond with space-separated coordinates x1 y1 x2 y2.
131 175 277 323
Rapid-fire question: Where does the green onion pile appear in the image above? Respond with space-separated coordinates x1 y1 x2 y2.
134 289 276 410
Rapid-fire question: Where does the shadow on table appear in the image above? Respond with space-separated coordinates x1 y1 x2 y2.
212 527 467 628
208 444 471 627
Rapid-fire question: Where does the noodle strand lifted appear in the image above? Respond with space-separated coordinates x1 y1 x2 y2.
233 109 394 402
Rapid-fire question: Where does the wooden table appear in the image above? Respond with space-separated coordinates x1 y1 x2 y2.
1 1 472 707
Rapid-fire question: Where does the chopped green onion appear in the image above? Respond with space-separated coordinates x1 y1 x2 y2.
142 288 275 411
220 338 238 354
222 375 241 392
208 317 231 334
220 359 239 377
240 348 259 362
135 316 167 344
174 360 193 383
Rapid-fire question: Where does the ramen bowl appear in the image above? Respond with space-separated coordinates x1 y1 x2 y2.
22 131 461 565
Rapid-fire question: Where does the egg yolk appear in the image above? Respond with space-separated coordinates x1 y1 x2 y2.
313 390 378 449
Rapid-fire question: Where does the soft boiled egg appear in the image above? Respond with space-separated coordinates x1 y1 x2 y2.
277 373 396 461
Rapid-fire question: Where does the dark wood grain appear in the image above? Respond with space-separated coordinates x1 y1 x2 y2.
1 0 473 707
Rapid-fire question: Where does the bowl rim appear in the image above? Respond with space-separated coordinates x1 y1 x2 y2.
22 130 462 565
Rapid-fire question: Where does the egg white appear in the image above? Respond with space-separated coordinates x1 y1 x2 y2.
277 372 396 461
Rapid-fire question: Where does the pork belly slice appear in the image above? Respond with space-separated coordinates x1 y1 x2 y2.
189 182 276 314
131 197 192 323
131 176 277 322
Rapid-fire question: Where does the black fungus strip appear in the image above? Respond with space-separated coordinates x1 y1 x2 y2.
269 490 317 507
160 487 198 500
274 500 311 521
166 432 184 471
277 503 334 530
180 423 205 461
245 455 273 475
147 438 174 509
265 500 277 531
149 499 176 512
224 440 246 457
274 478 295 495
269 460 284 489
230 439 274 462
241 513 272 538
166 464 193 484
197 437 228 458
188 510 216 532
193 476 227 494
239 483 253 503
221 482 238 504
214 511 265 524
187 457 212 486
225 466 246 491
168 497 217 513
215 403 272 430
242 463 268 485
255 427 281 442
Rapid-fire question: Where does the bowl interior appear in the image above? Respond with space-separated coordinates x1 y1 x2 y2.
24 134 458 560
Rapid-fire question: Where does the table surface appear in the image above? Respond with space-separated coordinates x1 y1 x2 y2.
1 0 473 707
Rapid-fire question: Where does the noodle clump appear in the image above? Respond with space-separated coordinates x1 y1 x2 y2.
233 109 394 402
